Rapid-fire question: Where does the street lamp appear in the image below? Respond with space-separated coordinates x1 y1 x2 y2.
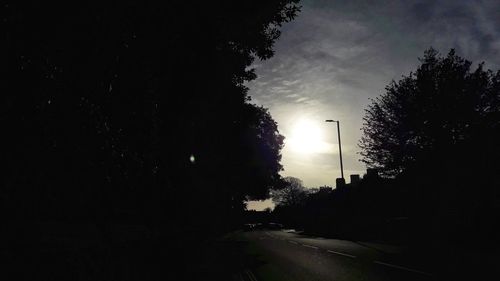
325 119 344 180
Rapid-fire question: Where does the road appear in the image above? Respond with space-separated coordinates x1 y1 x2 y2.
234 230 434 281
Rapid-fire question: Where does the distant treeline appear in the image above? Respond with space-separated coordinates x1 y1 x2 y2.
255 169 498 249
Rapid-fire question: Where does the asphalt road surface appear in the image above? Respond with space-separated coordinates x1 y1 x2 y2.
234 230 435 281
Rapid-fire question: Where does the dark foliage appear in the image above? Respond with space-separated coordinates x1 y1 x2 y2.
3 1 299 280
360 48 500 178
270 176 307 207
359 49 500 244
4 0 299 226
272 175 409 242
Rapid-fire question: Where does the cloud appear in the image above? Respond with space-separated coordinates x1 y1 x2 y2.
270 86 293 94
246 0 500 187
282 79 302 86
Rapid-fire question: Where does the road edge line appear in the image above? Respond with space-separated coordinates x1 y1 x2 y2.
327 249 356 258
374 261 432 276
302 244 319 250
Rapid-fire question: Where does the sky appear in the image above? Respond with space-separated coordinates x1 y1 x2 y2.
246 0 500 211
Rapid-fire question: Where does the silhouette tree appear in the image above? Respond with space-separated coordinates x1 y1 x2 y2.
360 48 500 178
4 1 300 232
4 2 301 280
359 48 500 244
271 176 307 207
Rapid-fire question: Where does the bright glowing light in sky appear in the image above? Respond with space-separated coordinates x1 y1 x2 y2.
287 119 331 154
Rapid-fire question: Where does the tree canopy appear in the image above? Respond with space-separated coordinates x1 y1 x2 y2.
271 176 307 207
359 49 500 246
360 48 500 178
4 1 300 231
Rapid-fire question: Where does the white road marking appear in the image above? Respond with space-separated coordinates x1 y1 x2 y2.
374 261 432 276
327 250 356 258
302 244 319 250
245 269 258 281
257 232 432 277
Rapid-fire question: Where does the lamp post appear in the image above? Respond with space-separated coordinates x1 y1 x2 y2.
325 119 344 180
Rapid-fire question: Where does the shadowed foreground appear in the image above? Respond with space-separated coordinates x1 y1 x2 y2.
220 229 499 281
3 224 498 280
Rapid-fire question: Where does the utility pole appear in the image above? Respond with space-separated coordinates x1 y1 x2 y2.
325 120 344 179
